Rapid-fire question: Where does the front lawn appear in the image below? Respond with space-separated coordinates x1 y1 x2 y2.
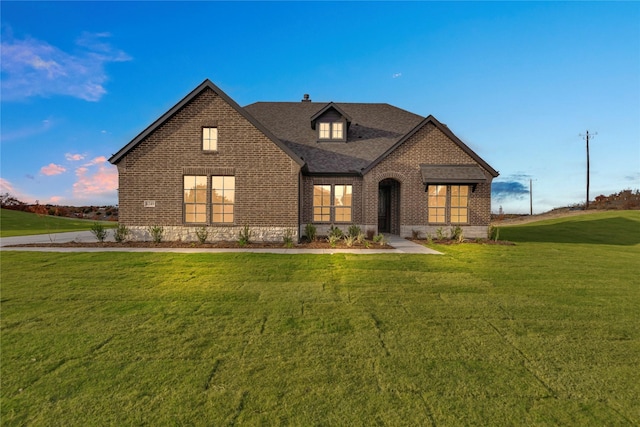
1 211 638 425
0 209 115 237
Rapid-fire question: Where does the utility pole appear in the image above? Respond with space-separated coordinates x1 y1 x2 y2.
529 179 533 215
580 131 596 210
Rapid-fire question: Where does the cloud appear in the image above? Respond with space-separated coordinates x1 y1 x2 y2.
65 153 86 161
72 162 117 200
1 32 131 102
392 73 402 79
40 163 67 176
492 180 530 202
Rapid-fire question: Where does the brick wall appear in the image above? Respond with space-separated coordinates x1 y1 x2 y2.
115 88 301 237
363 122 494 238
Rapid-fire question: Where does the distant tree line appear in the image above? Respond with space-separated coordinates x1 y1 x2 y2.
0 193 118 221
592 189 640 210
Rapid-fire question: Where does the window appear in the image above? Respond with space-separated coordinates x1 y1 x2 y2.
319 123 331 140
450 185 469 223
203 127 218 151
184 175 207 223
318 122 344 141
427 185 447 223
313 184 352 222
212 176 235 223
332 122 343 139
313 185 331 222
334 184 352 222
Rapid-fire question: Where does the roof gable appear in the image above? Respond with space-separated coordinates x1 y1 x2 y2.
362 115 499 177
109 79 304 166
310 102 352 130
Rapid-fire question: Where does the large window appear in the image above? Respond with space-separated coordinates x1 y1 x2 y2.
427 185 447 223
313 184 352 222
450 185 469 223
313 185 331 222
184 175 207 223
212 176 235 223
334 184 352 222
203 127 218 151
318 122 344 141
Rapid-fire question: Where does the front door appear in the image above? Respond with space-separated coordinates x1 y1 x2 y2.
378 186 391 233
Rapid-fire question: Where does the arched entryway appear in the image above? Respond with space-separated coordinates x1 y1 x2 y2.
378 178 400 234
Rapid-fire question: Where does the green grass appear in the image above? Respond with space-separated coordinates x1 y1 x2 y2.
1 211 639 425
0 209 115 237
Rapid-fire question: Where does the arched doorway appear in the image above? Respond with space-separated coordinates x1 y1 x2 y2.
378 179 400 234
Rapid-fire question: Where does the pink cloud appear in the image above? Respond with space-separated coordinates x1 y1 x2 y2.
40 163 67 176
72 163 117 199
65 153 85 161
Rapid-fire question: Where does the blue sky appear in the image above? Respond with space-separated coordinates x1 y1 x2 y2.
1 1 638 213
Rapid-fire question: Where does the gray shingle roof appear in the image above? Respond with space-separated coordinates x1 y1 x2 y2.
244 102 424 174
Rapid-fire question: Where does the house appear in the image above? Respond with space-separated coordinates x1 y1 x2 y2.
109 79 498 242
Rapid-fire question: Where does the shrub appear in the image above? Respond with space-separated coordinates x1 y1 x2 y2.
238 225 252 247
451 226 464 243
328 225 343 239
411 229 421 239
356 232 365 244
90 222 107 243
373 233 386 246
327 234 340 248
488 225 500 241
195 226 209 244
344 234 356 247
282 229 295 248
148 225 164 243
304 223 317 242
347 225 361 238
113 224 130 243
436 227 446 240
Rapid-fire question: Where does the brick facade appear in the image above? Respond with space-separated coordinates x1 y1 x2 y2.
115 88 301 240
363 123 494 239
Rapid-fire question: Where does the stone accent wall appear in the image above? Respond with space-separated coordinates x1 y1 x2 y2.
115 88 301 241
127 225 297 243
363 123 494 237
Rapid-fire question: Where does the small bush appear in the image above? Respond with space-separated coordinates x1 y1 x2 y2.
328 225 343 239
282 229 295 248
148 225 164 243
356 232 365 244
411 229 421 239
195 226 209 244
451 226 464 243
488 225 500 241
113 224 130 243
436 227 446 240
90 222 107 243
238 225 252 246
327 234 340 248
304 223 317 242
347 225 361 238
344 234 356 247
373 233 386 246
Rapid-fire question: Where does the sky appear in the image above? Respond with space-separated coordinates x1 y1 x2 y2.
1 1 638 213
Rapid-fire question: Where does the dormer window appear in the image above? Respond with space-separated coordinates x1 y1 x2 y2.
311 103 351 143
319 122 343 140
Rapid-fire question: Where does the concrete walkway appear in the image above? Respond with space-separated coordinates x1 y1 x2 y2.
0 231 441 255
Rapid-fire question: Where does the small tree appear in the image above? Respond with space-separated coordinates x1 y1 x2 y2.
90 222 107 243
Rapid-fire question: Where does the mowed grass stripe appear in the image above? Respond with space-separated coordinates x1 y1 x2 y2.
1 211 639 425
